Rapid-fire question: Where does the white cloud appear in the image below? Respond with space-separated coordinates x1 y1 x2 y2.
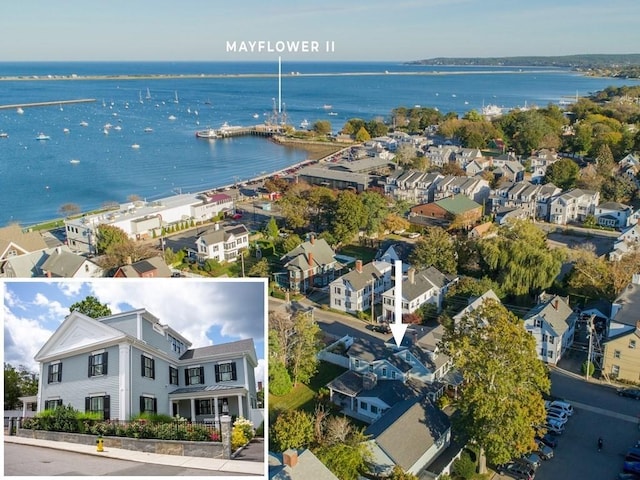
33 292 69 320
255 358 266 388
57 281 85 297
4 306 54 372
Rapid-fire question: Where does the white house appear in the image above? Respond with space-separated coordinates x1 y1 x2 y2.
381 267 459 323
522 294 578 365
2 245 103 278
329 259 393 314
548 188 600 225
195 224 249 263
594 201 633 229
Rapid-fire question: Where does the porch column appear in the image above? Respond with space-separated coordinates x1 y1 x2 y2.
190 398 196 421
214 396 220 419
237 394 244 418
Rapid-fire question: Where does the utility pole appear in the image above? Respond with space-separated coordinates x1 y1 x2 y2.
370 278 375 323
240 251 245 278
586 315 594 381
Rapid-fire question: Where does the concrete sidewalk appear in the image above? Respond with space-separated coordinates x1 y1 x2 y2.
4 436 264 476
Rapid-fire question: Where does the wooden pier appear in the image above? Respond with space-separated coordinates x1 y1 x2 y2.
216 124 283 138
0 99 96 110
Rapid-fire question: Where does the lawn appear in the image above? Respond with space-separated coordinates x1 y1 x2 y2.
336 244 378 264
269 361 347 414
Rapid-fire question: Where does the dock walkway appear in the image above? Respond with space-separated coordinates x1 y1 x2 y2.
0 99 96 110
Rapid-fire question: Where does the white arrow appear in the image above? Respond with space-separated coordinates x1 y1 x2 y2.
390 259 408 347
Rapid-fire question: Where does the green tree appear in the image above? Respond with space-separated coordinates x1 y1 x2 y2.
389 466 419 480
330 191 365 246
96 224 130 255
265 217 279 240
442 300 550 470
248 258 270 278
271 409 314 451
69 295 111 318
565 245 615 301
289 313 322 385
477 220 565 297
315 427 371 480
595 143 615 178
354 126 371 142
313 120 332 135
268 361 293 396
601 176 637 203
409 227 457 274
282 234 303 254
4 363 38 410
452 451 477 479
543 158 580 190
360 191 388 236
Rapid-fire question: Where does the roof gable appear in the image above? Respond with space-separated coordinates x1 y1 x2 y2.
34 311 128 362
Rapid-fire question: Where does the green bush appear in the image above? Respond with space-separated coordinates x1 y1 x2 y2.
582 361 595 377
255 421 264 437
233 417 254 442
131 412 175 423
452 451 477 480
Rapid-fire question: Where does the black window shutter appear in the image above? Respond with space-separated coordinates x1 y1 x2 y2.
169 367 172 384
140 396 145 412
199 367 204 384
215 364 220 382
141 355 145 377
195 400 200 415
103 352 108 375
88 356 93 377
103 395 110 420
85 397 90 412
47 364 52 383
185 369 190 386
231 362 237 381
151 359 155 379
58 362 63 382
153 398 157 414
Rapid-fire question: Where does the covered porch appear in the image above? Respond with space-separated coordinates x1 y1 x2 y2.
169 385 248 422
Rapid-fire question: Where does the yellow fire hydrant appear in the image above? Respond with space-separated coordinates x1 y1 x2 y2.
96 436 104 452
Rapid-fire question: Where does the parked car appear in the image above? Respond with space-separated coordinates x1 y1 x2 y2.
546 410 569 425
626 448 640 462
536 433 558 449
544 420 565 435
496 461 535 480
618 388 640 399
624 461 640 475
545 399 574 416
372 323 391 334
519 453 541 470
534 439 554 460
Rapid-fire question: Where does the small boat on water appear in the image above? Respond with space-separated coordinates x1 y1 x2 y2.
144 127 153 133
16 107 24 114
323 104 332 109
174 91 179 104
131 143 140 149
300 119 310 129
168 115 177 121
0 132 8 138
328 112 338 116
195 128 218 139
70 159 80 164
80 121 88 127
114 125 122 131
252 113 259 119
35 133 50 141
146 87 151 100
63 128 70 134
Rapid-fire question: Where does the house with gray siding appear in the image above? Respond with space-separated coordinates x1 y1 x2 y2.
34 308 260 425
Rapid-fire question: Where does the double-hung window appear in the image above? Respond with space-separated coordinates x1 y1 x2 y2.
215 362 237 382
88 352 108 377
139 396 157 414
169 366 179 385
141 355 155 379
185 366 204 385
85 395 110 420
48 362 62 383
44 399 63 410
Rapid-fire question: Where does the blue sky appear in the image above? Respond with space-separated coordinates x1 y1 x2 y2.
2 279 266 383
0 0 638 61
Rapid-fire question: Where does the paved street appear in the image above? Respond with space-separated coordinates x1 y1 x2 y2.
3 443 247 476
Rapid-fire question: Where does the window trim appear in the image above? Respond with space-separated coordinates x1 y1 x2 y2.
169 366 179 385
185 366 204 386
139 395 157 414
215 362 237 382
141 355 155 379
88 352 108 377
48 362 62 383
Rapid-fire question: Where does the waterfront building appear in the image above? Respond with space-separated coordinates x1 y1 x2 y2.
0 224 48 272
64 193 234 254
35 308 261 425
195 223 250 263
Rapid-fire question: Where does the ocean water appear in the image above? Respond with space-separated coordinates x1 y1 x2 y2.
1 61 638 226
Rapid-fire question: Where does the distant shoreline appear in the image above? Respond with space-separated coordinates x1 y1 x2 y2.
0 69 560 82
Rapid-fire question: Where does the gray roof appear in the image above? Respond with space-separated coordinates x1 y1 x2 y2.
358 379 425 406
326 370 364 397
401 267 457 302
180 338 256 362
524 295 576 336
269 449 339 480
41 249 93 277
282 238 337 271
199 224 249 245
0 224 48 256
365 398 450 471
170 384 244 395
116 256 172 277
297 166 370 185
348 337 395 363
339 261 389 291
613 281 640 327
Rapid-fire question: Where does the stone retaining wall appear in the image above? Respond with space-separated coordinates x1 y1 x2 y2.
16 429 226 459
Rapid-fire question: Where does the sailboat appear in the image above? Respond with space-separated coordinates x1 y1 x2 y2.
145 88 151 100
139 91 143 104
174 91 179 104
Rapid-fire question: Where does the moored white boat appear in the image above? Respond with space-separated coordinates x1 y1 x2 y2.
195 128 218 139
35 133 50 141
131 143 140 149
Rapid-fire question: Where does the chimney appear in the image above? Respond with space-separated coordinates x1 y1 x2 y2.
552 298 558 310
257 381 263 391
356 259 363 273
408 268 415 284
283 449 298 468
55 246 62 255
310 234 315 244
